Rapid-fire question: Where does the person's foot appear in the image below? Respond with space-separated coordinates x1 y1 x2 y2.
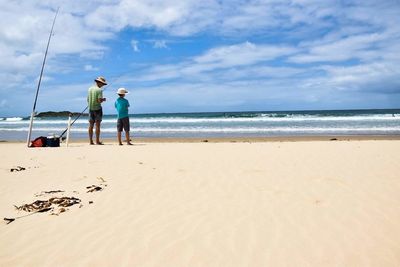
90 141 95 145
96 142 104 145
127 142 133 145
119 143 123 146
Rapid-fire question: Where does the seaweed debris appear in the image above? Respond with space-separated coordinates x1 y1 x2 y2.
14 197 81 212
86 185 103 193
10 166 26 172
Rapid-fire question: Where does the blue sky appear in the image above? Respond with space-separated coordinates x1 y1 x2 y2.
1 0 399 117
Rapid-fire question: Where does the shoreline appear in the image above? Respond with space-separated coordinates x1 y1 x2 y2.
3 134 400 144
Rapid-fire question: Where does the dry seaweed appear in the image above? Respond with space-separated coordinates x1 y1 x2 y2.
4 181 108 225
10 166 26 172
14 197 81 212
4 218 15 224
86 185 103 193
4 197 81 224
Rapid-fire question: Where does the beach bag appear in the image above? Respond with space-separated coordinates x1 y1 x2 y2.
30 136 47 147
46 136 60 147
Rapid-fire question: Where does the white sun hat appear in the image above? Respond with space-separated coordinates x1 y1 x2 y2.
116 88 129 94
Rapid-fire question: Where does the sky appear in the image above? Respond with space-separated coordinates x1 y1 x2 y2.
1 0 400 117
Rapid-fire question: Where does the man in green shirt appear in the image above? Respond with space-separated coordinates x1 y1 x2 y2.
87 76 107 145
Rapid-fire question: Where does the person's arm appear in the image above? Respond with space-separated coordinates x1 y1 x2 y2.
97 90 106 103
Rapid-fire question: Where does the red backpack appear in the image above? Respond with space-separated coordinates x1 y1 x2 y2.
30 136 47 147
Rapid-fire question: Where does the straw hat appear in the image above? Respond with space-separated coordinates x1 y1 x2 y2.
116 88 129 95
94 76 107 85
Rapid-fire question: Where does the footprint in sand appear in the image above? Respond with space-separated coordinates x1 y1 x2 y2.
97 177 107 183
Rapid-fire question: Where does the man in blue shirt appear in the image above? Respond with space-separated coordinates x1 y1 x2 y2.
115 88 132 145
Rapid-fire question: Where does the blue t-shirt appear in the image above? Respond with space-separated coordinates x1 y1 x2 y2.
114 97 130 119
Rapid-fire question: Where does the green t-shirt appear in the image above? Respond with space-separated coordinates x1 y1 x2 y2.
87 85 103 111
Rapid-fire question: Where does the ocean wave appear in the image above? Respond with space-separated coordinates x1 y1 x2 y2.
122 127 400 133
4 117 24 121
128 115 400 123
1 115 399 125
2 126 400 133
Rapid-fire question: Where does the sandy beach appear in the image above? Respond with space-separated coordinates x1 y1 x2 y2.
1 139 399 266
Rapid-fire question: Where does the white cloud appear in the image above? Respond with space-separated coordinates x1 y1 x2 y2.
80 50 105 60
0 1 113 89
153 40 168 49
84 0 221 36
323 63 400 93
84 64 99 71
1 0 400 115
132 41 297 82
131 40 140 52
194 41 296 67
290 33 387 63
85 1 187 30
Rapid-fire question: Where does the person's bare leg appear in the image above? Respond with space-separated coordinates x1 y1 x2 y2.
95 121 102 144
125 131 132 145
88 121 94 144
118 131 123 145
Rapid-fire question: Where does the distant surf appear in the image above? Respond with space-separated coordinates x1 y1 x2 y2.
1 109 399 140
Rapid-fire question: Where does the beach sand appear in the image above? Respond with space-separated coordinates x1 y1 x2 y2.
0 139 399 266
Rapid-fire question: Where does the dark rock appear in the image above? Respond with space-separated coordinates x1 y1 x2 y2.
35 111 88 117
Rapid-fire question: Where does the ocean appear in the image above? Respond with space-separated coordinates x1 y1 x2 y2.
0 109 399 141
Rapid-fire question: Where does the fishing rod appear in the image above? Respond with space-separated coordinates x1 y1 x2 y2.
27 7 60 147
59 106 88 139
59 75 126 139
